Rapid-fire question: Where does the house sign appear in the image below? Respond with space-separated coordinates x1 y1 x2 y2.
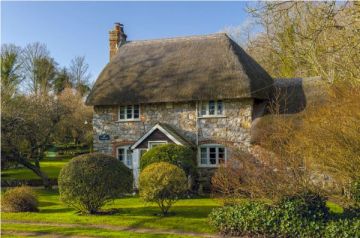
99 134 110 141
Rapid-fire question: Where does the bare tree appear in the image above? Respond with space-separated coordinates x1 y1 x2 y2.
69 56 91 96
21 42 59 96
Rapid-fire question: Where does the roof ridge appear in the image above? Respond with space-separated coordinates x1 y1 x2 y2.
125 33 229 46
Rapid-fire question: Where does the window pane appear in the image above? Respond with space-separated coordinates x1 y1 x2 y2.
133 105 139 119
200 103 207 116
119 106 125 119
126 105 133 119
209 100 215 115
218 147 225 164
200 147 207 164
209 147 216 164
118 148 124 161
126 149 132 167
217 100 223 115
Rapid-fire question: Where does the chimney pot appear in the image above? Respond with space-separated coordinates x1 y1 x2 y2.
109 22 127 61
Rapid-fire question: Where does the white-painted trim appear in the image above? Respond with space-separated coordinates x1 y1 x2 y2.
197 144 227 168
148 140 168 149
130 123 184 150
197 100 225 118
197 116 227 119
118 105 141 121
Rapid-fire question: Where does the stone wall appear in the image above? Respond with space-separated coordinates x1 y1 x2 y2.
93 99 253 154
93 99 253 189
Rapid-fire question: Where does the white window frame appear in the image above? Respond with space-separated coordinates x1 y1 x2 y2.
148 141 168 149
116 145 133 169
118 105 141 121
198 144 227 168
198 100 225 118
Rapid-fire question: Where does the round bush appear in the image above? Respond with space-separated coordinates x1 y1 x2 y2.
2 186 38 212
140 144 195 175
58 153 133 214
139 162 187 215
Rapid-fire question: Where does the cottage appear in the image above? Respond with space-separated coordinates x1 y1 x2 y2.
86 23 321 187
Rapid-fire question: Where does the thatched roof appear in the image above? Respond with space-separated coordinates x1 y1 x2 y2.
86 33 273 106
251 76 329 144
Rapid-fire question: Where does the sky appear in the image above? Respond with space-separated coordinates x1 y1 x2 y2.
1 1 258 83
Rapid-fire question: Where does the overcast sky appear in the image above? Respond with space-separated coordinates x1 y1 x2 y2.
2 1 258 83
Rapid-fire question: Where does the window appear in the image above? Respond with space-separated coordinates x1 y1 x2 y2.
199 100 224 117
119 105 140 121
148 141 167 149
199 145 226 167
117 146 133 168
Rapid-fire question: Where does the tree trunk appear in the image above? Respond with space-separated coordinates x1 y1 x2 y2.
18 155 52 189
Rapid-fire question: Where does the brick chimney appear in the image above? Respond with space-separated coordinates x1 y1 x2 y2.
109 23 127 61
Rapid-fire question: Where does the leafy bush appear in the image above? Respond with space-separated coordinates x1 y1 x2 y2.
2 186 38 212
324 218 360 238
278 190 329 220
275 191 329 237
209 201 277 236
351 178 360 204
139 162 187 215
58 153 133 214
140 144 195 176
209 191 347 238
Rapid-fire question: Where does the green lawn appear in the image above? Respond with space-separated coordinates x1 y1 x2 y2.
1 159 70 180
2 188 220 237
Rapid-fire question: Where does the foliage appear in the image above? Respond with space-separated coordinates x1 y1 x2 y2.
278 190 330 221
324 219 360 238
2 186 38 212
351 178 360 204
1 95 69 188
140 144 196 176
55 88 93 145
246 2 360 85
58 153 133 214
139 162 187 215
209 201 276 236
209 191 359 237
1 44 23 103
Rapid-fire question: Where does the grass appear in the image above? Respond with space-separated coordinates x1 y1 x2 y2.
1 223 194 238
2 188 220 236
1 158 70 180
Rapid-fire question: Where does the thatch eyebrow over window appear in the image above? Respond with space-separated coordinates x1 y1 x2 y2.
86 33 273 106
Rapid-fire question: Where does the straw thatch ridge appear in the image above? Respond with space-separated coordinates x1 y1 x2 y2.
86 33 273 106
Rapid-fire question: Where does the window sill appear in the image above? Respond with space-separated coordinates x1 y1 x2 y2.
116 119 141 122
197 164 222 168
197 115 227 119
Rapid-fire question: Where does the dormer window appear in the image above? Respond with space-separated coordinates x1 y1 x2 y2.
199 100 224 117
119 105 140 121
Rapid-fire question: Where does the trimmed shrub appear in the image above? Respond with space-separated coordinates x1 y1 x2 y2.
140 144 196 176
58 153 133 214
139 162 187 215
2 186 38 212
